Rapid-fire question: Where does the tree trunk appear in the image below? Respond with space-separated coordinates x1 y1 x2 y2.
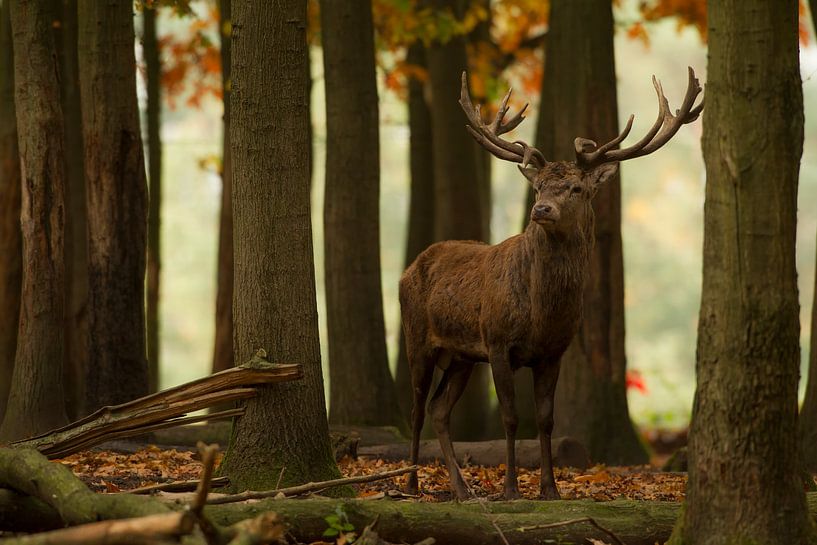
669 1 816 544
320 0 403 430
211 0 233 378
541 0 647 465
395 43 435 423
0 0 69 441
218 0 341 492
799 0 817 473
52 0 88 421
0 0 21 426
426 0 491 441
78 0 149 412
144 3 162 394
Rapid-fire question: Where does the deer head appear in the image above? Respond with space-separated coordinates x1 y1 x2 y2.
459 68 703 232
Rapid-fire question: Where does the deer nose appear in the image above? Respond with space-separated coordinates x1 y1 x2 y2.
534 204 552 214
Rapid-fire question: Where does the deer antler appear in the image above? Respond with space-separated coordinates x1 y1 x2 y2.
574 66 704 167
459 72 547 169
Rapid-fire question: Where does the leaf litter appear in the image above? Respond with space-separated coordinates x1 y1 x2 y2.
58 446 686 501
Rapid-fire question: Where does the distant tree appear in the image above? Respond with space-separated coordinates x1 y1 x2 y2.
211 0 233 378
395 43 435 422
538 0 647 465
218 0 341 491
669 1 816 543
320 0 404 429
144 2 162 393
78 0 149 411
798 0 817 473
426 0 490 441
51 0 88 420
0 0 69 441
0 0 21 426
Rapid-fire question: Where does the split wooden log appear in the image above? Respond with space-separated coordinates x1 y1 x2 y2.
9 351 301 459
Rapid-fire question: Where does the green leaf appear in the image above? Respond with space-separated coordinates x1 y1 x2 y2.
342 522 355 531
323 528 340 537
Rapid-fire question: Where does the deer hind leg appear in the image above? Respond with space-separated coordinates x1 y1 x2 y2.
489 348 521 500
429 358 474 500
406 347 436 495
532 362 561 500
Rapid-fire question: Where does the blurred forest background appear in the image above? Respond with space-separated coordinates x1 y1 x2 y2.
148 0 817 429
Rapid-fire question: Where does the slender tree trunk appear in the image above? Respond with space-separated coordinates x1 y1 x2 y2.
670 1 816 543
78 0 149 411
0 0 69 441
218 0 341 491
211 0 233 377
0 0 22 426
538 0 646 465
52 0 88 420
320 0 403 429
144 3 161 393
424 0 491 441
799 0 817 472
395 43 435 422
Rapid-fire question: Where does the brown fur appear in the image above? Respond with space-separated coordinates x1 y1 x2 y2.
400 160 618 500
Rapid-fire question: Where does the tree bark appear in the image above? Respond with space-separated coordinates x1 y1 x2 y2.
799 0 817 473
218 0 341 492
0 0 69 441
670 1 816 544
211 0 233 378
78 0 149 412
320 0 403 430
426 0 491 441
52 0 88 421
395 43 435 423
144 3 162 394
0 0 22 426
540 0 647 465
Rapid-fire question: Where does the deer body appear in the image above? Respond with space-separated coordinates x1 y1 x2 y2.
402 69 702 500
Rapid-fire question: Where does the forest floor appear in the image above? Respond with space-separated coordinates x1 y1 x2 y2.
57 445 687 502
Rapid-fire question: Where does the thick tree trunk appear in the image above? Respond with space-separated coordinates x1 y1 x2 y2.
211 0 233 377
0 0 21 426
52 0 88 421
395 43 435 422
144 4 162 393
78 0 149 412
0 0 69 441
218 0 341 492
799 0 817 473
670 2 816 544
541 0 647 465
426 0 491 441
321 0 403 430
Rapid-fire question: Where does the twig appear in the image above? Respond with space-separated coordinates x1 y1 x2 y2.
124 476 230 495
459 469 510 545
516 516 626 545
192 443 222 545
207 465 419 505
275 466 286 490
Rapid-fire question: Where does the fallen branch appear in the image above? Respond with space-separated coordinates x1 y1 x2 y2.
10 351 301 459
124 476 230 495
518 517 626 545
207 465 420 505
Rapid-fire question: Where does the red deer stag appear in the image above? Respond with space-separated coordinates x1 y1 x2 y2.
400 68 703 500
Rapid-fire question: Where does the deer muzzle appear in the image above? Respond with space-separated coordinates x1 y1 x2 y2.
531 202 560 225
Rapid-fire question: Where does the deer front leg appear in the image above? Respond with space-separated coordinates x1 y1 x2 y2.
490 349 520 500
429 361 474 501
532 362 561 500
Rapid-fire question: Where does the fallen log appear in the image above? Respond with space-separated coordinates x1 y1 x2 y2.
359 437 591 470
9 350 301 459
7 446 817 545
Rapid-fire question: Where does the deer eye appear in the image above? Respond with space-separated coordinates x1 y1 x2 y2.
571 186 582 194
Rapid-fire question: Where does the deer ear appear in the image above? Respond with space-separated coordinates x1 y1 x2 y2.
590 163 619 189
518 165 539 187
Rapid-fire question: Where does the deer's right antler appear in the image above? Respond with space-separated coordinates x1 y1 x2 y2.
459 72 547 170
574 66 704 167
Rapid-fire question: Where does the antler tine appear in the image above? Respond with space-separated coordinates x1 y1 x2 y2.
459 71 546 169
576 67 704 166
